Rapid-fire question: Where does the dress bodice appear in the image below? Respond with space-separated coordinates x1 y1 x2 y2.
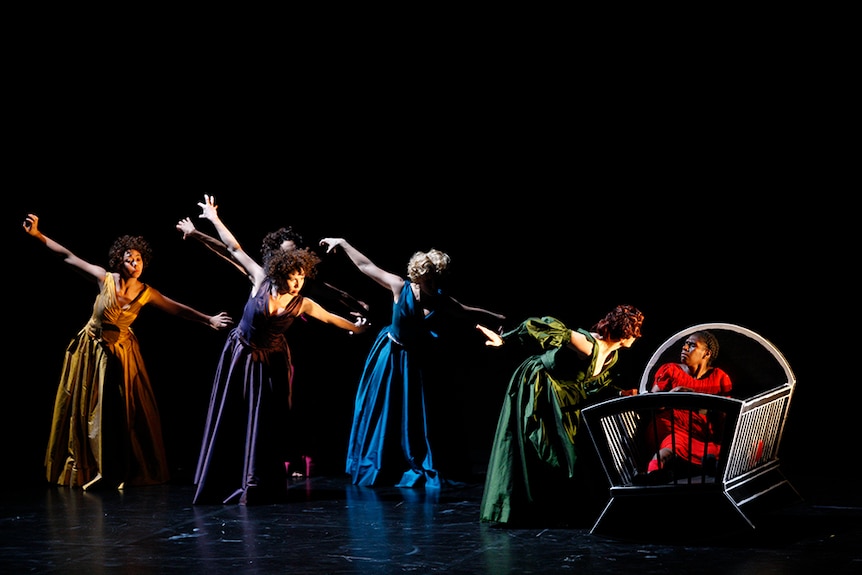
235 278 303 348
84 273 151 345
385 281 438 349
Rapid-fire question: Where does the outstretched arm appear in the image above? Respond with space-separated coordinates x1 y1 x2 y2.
22 213 107 283
145 287 233 330
197 195 265 287
318 280 370 314
447 294 506 326
176 217 247 276
319 237 404 299
477 324 504 346
300 297 370 335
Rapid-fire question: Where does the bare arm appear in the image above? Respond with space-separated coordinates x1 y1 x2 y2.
568 329 596 357
22 213 107 283
197 195 265 288
299 297 370 334
176 216 247 277
446 294 506 325
319 237 404 299
145 287 233 330
318 280 370 313
477 324 504 346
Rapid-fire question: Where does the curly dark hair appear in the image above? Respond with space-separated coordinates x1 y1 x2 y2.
261 227 304 260
692 330 720 364
108 235 153 271
593 304 644 341
264 247 320 292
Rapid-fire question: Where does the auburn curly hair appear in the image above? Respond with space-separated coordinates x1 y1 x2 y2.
593 304 644 341
264 247 320 292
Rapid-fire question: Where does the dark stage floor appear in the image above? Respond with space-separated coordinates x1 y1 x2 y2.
1 471 859 575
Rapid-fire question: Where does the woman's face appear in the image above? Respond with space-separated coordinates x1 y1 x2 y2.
122 249 144 279
681 336 710 366
279 270 306 296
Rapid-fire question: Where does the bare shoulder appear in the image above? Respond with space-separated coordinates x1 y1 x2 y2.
568 329 596 355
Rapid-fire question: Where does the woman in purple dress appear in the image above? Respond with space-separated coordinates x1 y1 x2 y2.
192 196 368 505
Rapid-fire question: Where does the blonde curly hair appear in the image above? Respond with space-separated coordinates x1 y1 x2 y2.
406 249 450 282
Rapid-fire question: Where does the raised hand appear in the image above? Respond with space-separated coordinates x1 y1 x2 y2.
176 217 197 239
23 213 41 237
319 237 344 254
197 194 219 221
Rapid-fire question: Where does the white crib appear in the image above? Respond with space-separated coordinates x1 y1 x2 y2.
582 323 799 539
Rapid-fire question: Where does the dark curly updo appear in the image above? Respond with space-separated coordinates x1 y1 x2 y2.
264 247 320 292
593 304 644 341
261 226 304 260
108 235 153 271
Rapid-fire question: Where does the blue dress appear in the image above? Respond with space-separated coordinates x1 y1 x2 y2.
345 281 444 488
193 279 301 504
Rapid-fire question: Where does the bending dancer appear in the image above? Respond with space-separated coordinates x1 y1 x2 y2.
192 196 368 505
23 213 233 491
635 330 732 484
318 237 506 489
176 218 369 318
478 305 644 527
176 218 369 477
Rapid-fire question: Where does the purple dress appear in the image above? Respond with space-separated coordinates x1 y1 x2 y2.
193 278 301 504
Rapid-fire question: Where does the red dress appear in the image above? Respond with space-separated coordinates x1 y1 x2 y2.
649 364 733 466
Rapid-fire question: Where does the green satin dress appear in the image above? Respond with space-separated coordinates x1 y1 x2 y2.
480 316 619 526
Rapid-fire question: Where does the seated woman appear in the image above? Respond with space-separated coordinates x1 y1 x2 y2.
635 330 732 484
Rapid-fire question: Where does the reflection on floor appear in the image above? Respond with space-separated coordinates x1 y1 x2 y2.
1 473 859 575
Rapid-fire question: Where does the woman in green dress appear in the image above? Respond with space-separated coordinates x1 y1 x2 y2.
478 304 644 527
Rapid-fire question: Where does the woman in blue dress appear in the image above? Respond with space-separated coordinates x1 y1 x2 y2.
477 305 644 527
319 237 505 489
192 196 369 505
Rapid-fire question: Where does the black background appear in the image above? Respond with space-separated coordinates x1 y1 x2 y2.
5 32 853 498
7 183 847 495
